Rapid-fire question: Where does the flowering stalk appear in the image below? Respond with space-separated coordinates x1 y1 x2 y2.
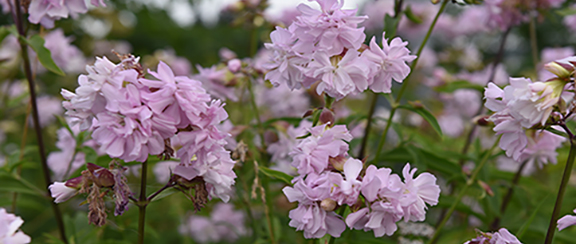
544 137 576 244
11 0 68 242
429 137 500 244
373 0 450 163
137 160 148 244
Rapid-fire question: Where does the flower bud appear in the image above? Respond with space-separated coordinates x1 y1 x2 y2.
87 163 115 187
473 115 492 126
329 155 347 171
544 61 573 79
478 180 494 197
227 59 242 73
319 108 335 126
320 198 337 211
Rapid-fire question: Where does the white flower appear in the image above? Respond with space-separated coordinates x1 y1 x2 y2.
48 182 78 203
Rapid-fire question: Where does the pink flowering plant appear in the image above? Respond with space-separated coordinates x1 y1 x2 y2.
2 0 576 243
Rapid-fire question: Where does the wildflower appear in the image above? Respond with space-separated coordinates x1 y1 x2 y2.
558 209 576 231
464 228 522 244
0 208 31 244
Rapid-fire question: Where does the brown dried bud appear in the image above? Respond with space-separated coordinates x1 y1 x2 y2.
320 198 337 212
478 180 494 197
319 108 335 126
473 115 492 126
303 109 315 118
87 163 115 188
88 186 107 226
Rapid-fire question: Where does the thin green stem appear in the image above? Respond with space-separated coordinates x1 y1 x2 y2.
247 77 266 151
544 139 576 244
429 137 500 244
11 0 68 242
489 159 528 231
373 0 450 164
138 161 148 244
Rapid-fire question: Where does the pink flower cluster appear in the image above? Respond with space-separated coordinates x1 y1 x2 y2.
28 0 106 28
484 57 574 161
464 228 522 244
61 55 236 202
263 0 416 99
283 123 440 238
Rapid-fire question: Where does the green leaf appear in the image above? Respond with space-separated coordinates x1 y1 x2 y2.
149 187 179 202
0 171 45 196
404 5 423 24
397 104 443 137
516 194 549 238
258 166 293 185
0 26 11 45
433 80 485 93
556 8 576 16
383 14 399 39
23 34 65 76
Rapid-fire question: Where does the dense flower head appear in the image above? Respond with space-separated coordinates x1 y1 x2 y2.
0 208 31 244
61 55 237 204
484 63 572 161
263 0 416 99
283 122 440 238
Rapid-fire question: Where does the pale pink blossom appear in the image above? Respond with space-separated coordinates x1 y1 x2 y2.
362 34 416 93
48 181 78 203
180 203 248 243
290 124 352 175
44 29 86 73
0 208 31 244
464 228 522 244
558 209 576 231
399 163 440 222
28 0 105 28
287 203 346 239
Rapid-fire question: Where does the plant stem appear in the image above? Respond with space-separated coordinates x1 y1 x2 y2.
11 102 31 212
11 0 68 242
489 160 528 231
138 160 148 244
373 0 450 163
529 15 539 70
358 0 404 160
428 138 500 244
544 138 576 244
357 91 378 159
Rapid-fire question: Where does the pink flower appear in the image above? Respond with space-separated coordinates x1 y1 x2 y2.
362 34 416 93
267 120 312 174
290 124 352 175
0 208 31 244
28 0 105 28
330 158 362 205
194 64 238 101
43 29 86 73
47 125 86 180
48 181 78 203
399 163 440 222
287 203 346 239
465 228 522 244
307 50 370 99
558 209 576 231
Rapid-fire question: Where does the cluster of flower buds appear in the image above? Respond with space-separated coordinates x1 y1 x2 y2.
263 0 416 100
464 228 522 244
49 163 131 226
484 57 575 163
282 119 440 238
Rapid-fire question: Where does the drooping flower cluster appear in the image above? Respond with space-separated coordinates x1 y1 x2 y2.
484 57 575 161
283 122 440 238
49 163 131 226
0 208 31 244
263 0 416 99
464 228 522 244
